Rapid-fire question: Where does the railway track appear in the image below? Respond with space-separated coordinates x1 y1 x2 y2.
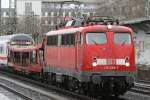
0 82 32 100
130 80 150 95
138 80 150 84
0 75 65 100
0 70 98 100
3 70 150 100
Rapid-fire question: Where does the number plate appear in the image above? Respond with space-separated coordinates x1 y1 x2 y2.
96 59 125 65
107 59 116 65
97 59 107 65
116 59 125 65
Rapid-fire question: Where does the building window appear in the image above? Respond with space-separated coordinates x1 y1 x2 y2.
63 12 65 17
47 35 58 46
51 21 54 26
69 12 72 17
3 12 8 17
61 34 75 45
25 2 32 15
51 12 54 17
57 19 60 24
45 12 48 17
57 12 59 16
45 20 48 25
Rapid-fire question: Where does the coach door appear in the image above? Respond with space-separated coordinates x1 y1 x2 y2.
76 32 83 71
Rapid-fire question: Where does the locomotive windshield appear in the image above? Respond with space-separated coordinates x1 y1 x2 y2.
86 32 107 45
114 33 131 45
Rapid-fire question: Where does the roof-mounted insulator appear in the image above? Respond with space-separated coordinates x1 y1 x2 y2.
60 16 120 28
86 16 119 25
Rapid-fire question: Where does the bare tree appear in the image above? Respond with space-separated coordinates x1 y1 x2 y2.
17 14 41 32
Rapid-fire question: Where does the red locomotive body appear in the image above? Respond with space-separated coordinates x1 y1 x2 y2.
43 23 136 96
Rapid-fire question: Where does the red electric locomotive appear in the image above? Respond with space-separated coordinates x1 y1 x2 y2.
43 17 136 97
7 34 42 75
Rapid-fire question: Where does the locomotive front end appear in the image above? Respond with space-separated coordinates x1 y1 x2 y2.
81 25 136 96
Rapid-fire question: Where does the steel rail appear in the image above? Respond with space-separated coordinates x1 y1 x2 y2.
0 70 98 100
130 81 150 95
0 82 32 100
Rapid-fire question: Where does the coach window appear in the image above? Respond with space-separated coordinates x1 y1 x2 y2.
30 51 36 64
114 33 131 45
14 52 21 65
61 34 75 46
86 32 107 45
0 45 4 54
47 35 58 46
22 52 30 67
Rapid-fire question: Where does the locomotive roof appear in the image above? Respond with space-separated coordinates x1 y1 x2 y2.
0 34 34 44
45 25 133 36
46 27 83 36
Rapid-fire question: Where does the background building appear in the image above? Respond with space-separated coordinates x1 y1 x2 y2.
95 0 150 66
16 0 41 34
16 0 101 33
41 1 99 32
98 0 147 20
1 0 16 35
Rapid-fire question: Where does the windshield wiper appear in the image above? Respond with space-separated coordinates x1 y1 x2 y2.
92 40 98 45
122 40 127 46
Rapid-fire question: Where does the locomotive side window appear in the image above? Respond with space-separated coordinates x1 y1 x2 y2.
114 33 131 44
86 32 107 45
47 35 58 46
80 33 83 45
61 34 75 45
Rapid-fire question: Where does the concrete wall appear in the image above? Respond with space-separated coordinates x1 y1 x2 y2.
135 30 150 66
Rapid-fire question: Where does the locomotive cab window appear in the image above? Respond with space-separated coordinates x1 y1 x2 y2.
114 33 131 44
86 32 107 45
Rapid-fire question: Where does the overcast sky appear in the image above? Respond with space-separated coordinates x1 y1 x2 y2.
2 0 9 8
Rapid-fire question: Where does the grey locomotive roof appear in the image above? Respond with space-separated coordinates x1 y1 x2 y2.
46 27 83 36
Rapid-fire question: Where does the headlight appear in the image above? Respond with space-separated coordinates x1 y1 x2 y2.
125 57 130 67
125 62 130 66
92 57 97 66
92 62 97 66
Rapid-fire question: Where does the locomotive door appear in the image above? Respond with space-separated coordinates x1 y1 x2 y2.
75 32 83 71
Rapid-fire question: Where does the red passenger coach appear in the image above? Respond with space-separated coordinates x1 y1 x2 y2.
43 17 136 97
7 34 42 74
